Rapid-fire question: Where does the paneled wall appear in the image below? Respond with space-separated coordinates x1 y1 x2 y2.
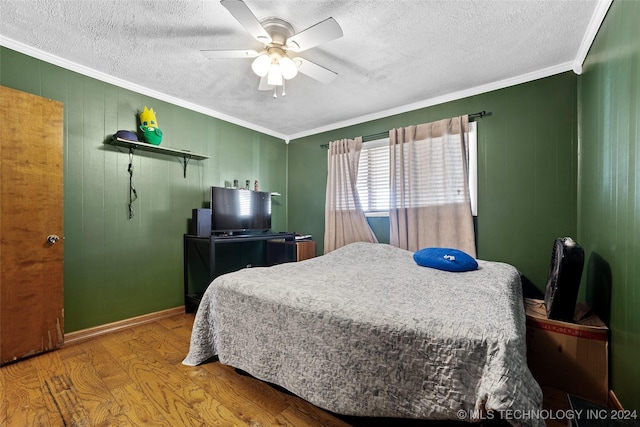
0 47 287 332
288 72 578 291
4 5 640 406
578 0 640 409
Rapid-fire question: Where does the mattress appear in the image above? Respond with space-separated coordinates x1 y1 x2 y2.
184 242 543 426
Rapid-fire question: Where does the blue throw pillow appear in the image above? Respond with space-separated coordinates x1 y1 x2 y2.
413 247 478 272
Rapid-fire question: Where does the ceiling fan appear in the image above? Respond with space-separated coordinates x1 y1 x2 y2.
201 0 343 97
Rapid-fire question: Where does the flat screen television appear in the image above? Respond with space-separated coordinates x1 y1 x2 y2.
210 186 271 234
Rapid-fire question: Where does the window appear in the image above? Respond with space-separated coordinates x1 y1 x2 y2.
356 122 477 216
357 138 390 215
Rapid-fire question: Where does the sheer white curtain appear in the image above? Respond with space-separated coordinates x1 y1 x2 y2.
324 137 378 253
389 115 476 257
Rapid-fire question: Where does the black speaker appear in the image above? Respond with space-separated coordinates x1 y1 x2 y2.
544 237 585 321
191 208 211 236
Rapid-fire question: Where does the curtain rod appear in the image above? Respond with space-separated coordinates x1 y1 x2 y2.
320 111 490 148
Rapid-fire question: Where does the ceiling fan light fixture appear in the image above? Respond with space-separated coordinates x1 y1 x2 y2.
251 53 271 77
267 63 283 86
279 56 298 80
213 2 343 95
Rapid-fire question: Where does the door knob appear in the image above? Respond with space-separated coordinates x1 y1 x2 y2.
47 235 60 244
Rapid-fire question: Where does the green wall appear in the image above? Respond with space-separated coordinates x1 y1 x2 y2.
288 72 578 291
0 46 288 333
578 0 640 409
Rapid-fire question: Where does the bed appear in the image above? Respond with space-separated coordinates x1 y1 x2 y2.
183 242 543 426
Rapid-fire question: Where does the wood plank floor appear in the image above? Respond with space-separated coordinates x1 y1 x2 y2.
0 313 538 427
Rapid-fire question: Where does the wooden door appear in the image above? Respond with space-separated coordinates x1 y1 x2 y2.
0 85 64 364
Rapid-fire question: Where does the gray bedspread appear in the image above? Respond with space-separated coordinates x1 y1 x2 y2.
184 242 543 426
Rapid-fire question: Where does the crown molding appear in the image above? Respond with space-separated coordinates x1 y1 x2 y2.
572 0 613 75
287 61 574 141
1 33 586 143
0 35 288 141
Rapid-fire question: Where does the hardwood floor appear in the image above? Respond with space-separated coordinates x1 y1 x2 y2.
0 312 534 427
0 313 356 426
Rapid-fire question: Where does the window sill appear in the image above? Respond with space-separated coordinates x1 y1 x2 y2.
364 211 389 218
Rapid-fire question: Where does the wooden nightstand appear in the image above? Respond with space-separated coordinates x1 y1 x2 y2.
295 240 316 261
266 239 316 262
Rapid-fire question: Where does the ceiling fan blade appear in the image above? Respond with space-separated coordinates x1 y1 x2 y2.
294 57 338 84
286 17 343 52
221 0 272 44
201 49 259 59
258 76 273 91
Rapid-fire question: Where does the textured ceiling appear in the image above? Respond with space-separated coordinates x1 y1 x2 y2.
0 0 603 140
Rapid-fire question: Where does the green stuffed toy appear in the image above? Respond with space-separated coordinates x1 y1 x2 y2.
139 106 163 145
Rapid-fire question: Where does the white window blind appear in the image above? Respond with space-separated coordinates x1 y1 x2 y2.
356 122 477 216
469 121 478 216
357 138 390 214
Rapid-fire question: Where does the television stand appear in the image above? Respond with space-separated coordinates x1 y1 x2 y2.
183 232 296 313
